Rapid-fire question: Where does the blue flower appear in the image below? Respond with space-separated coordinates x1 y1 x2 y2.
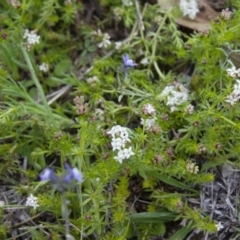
122 54 137 69
39 168 58 182
40 164 83 188
64 163 83 183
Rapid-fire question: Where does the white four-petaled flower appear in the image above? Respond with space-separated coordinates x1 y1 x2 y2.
25 194 39 210
114 147 135 164
215 222 224 231
39 63 49 73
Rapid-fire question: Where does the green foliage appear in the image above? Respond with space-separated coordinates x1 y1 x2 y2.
1 0 240 239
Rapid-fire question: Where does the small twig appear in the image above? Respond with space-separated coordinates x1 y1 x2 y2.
11 212 44 228
47 85 71 105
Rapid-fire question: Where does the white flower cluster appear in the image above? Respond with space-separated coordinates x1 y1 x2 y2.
160 83 189 112
39 63 49 73
107 125 135 164
113 7 124 21
179 0 199 20
184 104 194 114
140 104 157 130
122 0 133 6
142 103 155 115
23 29 40 50
186 161 199 174
93 29 111 49
225 80 240 105
86 76 99 86
8 0 21 8
226 66 240 78
141 117 157 130
25 194 39 210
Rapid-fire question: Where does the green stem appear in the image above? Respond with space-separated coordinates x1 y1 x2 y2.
61 192 70 238
153 61 165 80
151 10 169 61
220 116 236 126
21 44 55 125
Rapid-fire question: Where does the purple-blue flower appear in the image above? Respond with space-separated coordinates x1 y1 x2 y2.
40 164 83 186
64 163 83 183
40 168 58 182
122 54 137 68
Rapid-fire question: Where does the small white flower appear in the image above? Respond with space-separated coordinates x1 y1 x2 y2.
179 0 199 20
115 41 123 50
87 76 99 86
225 92 240 105
92 29 111 48
225 80 240 105
141 117 156 130
215 222 224 231
140 57 149 65
186 162 199 174
236 68 240 78
227 66 237 78
39 63 49 73
234 80 240 91
111 137 128 151
122 147 135 158
94 108 104 120
107 125 129 139
25 194 39 210
122 0 133 6
113 8 124 21
23 29 40 45
185 104 194 114
142 103 155 115
160 86 175 97
8 0 21 8
92 29 102 36
98 33 111 48
170 106 178 112
114 147 135 163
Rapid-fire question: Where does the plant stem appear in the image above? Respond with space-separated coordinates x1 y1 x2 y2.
61 192 70 238
21 44 55 125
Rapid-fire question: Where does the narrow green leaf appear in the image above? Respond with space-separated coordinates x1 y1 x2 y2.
169 223 195 240
201 161 222 172
146 170 197 193
130 212 176 223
